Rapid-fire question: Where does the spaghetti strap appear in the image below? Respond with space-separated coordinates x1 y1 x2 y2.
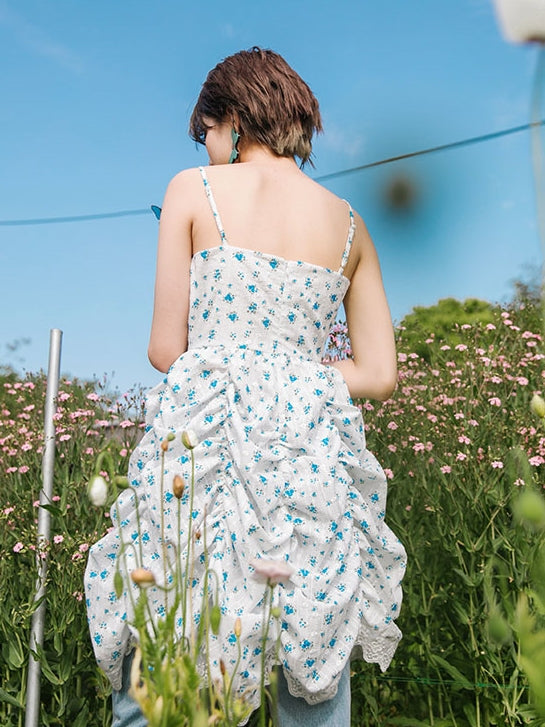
199 166 228 245
338 202 356 276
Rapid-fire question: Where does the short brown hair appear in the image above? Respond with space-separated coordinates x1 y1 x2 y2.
189 47 322 166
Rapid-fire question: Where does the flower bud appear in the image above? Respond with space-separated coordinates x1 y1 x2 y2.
531 394 545 418
87 475 109 507
181 429 198 449
219 658 226 676
234 617 242 638
210 604 221 635
271 606 281 619
160 439 169 452
152 696 164 722
130 567 156 587
167 432 176 441
173 475 185 499
114 570 124 599
194 529 202 541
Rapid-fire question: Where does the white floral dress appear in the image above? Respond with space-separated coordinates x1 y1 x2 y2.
85 167 406 710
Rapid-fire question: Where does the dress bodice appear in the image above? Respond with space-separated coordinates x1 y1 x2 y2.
187 246 350 361
187 166 355 361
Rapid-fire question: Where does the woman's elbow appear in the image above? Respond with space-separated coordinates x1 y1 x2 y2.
147 343 178 373
355 365 397 402
373 374 397 402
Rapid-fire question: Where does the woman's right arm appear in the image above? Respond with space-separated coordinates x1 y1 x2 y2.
147 171 196 373
329 212 397 401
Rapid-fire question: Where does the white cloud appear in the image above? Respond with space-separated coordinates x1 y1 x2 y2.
0 1 83 73
321 122 365 161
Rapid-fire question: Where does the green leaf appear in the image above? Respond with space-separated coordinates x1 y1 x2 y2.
7 638 24 669
39 503 64 517
0 688 24 709
429 654 473 689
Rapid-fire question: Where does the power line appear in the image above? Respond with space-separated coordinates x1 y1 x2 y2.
0 208 151 227
314 118 545 182
1 119 543 227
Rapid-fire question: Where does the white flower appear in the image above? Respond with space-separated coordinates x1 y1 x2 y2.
250 558 294 585
87 475 108 507
181 429 198 449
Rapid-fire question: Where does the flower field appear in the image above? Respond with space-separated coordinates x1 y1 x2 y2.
2 291 545 725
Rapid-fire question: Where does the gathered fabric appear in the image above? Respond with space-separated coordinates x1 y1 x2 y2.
84 167 406 712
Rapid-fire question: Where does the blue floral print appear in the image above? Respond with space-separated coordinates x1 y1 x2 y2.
84 167 406 711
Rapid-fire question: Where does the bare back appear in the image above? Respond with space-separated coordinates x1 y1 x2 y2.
190 162 359 280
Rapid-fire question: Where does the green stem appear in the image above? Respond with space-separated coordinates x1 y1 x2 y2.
259 583 274 727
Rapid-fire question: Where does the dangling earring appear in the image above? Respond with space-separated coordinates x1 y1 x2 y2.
228 128 240 164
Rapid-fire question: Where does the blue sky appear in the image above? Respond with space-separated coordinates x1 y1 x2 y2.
0 0 542 392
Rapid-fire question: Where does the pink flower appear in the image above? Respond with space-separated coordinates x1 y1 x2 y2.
440 465 452 474
458 435 471 445
456 452 467 461
387 421 398 430
18 465 29 474
13 542 24 553
529 455 545 466
485 324 496 331
53 534 64 544
413 442 426 453
250 559 294 584
488 397 502 407
86 392 100 402
59 434 71 442
384 468 394 480
491 461 504 469
119 420 134 429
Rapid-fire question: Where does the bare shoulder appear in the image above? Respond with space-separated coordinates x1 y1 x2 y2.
159 167 209 222
165 167 203 196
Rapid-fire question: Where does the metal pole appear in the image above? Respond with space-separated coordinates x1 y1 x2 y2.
25 329 62 727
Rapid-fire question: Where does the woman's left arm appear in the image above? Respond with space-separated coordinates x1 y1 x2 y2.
328 212 397 401
148 170 196 373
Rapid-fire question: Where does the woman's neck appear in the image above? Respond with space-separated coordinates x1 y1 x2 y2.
238 142 299 169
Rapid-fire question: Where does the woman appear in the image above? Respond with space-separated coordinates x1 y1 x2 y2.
85 47 406 726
